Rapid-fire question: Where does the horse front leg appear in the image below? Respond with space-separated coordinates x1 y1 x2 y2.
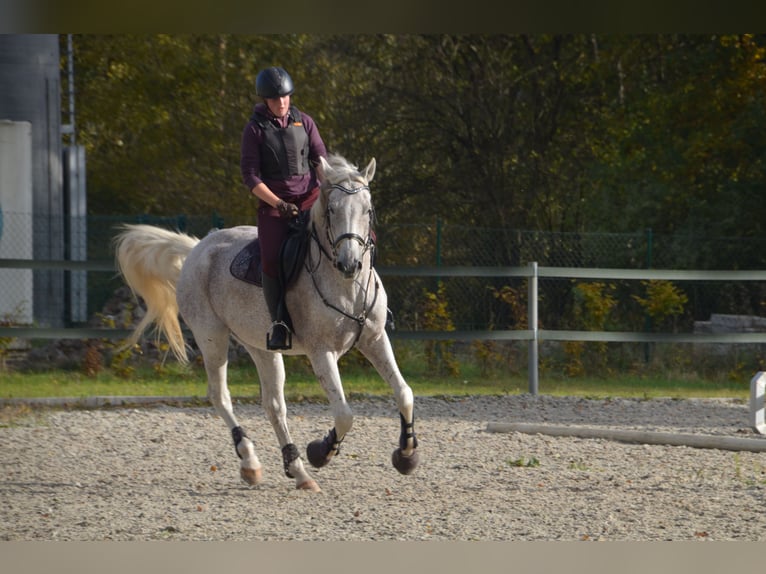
357 331 420 475
249 348 320 492
305 352 354 469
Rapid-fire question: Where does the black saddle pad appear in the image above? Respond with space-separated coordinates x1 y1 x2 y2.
230 237 263 286
230 213 311 288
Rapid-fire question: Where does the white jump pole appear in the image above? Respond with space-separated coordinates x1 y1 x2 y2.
751 371 766 435
486 422 766 453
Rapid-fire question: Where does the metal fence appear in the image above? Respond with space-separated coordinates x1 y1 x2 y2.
3 256 766 394
1 213 766 336
380 222 766 335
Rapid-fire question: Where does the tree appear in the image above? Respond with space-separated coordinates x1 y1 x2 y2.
589 34 766 244
73 34 309 219
71 32 766 265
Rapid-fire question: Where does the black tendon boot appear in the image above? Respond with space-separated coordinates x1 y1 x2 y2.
262 274 291 350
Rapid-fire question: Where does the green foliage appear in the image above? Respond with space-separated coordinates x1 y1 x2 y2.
471 284 529 376
470 340 504 378
507 456 541 468
491 284 528 329
71 34 303 219
0 304 30 372
589 35 766 240
85 312 180 379
420 282 460 376
572 282 617 330
80 341 103 377
109 345 137 379
0 323 15 370
68 34 766 244
632 280 689 331
563 282 617 376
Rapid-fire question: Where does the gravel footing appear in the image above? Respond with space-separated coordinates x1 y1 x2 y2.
1 395 765 541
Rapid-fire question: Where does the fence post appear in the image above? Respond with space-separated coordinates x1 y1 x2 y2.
528 261 539 395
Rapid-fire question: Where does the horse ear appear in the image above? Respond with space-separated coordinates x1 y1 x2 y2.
363 158 376 183
319 156 331 181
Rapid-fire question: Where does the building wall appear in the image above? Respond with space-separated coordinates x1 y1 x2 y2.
0 34 65 326
0 120 34 323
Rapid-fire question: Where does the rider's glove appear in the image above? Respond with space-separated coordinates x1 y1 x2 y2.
276 200 299 218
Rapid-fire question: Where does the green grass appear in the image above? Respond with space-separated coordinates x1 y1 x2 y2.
1 339 753 401
0 364 524 402
0 359 751 402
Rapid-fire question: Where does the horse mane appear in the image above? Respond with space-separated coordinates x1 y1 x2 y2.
322 153 365 184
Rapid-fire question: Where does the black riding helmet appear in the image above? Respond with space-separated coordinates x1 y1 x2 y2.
256 67 295 98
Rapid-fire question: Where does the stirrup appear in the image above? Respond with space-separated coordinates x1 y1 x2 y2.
267 321 292 350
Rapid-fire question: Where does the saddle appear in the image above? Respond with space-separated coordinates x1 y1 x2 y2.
229 212 311 290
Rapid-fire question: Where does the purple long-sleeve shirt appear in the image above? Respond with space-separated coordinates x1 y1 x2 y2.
240 102 327 201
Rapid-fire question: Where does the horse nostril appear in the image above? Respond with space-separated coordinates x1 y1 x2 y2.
335 259 360 279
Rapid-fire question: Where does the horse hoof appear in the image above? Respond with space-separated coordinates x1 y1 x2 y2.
392 448 419 475
297 480 322 493
306 439 331 468
240 466 263 486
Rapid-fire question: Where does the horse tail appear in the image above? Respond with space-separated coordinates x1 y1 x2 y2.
113 223 199 364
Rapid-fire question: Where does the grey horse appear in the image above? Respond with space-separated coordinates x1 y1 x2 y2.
114 154 419 492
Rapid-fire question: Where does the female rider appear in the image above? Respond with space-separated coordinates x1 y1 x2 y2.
240 66 327 350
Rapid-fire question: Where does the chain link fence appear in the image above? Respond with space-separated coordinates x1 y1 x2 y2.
378 222 766 333
1 213 766 336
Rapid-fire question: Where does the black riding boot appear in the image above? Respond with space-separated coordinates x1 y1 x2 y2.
262 274 291 350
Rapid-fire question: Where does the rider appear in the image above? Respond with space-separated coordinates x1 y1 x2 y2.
240 66 328 350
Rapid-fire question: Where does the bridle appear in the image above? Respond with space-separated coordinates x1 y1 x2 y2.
324 182 375 261
306 180 380 344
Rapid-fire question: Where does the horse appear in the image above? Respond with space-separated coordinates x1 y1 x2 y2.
113 153 419 492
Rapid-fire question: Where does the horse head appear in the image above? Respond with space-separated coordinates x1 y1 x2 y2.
316 154 376 279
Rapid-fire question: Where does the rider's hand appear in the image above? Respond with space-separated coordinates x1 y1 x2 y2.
276 200 299 218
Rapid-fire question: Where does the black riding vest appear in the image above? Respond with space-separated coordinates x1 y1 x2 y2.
251 105 310 179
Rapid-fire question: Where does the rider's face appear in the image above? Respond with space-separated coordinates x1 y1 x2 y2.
265 95 291 118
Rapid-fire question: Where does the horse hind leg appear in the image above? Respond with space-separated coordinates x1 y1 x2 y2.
199 328 263 486
230 424 262 485
248 346 320 492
